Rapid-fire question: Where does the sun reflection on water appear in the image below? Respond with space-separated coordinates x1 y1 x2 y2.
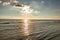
23 19 30 36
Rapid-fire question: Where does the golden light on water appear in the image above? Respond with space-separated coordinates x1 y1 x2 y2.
23 19 30 36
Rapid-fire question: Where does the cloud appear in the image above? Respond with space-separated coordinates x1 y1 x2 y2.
0 0 2 4
28 1 60 17
0 0 60 19
3 2 10 6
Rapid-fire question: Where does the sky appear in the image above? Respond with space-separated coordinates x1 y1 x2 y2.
0 0 60 19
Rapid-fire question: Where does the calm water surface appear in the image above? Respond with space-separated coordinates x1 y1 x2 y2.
0 19 60 40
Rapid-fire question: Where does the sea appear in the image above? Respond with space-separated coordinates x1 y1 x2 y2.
0 19 60 40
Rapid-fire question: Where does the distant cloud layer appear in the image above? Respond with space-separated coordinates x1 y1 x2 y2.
0 0 60 19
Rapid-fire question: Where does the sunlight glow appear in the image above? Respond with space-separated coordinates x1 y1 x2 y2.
22 5 33 15
23 19 29 36
13 4 33 16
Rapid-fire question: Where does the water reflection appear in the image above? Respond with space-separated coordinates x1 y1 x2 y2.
0 20 60 40
23 19 32 40
23 19 30 36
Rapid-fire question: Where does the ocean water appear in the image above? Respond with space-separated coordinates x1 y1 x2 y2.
0 19 60 40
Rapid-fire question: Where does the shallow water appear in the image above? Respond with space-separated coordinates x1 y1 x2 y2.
0 19 60 40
